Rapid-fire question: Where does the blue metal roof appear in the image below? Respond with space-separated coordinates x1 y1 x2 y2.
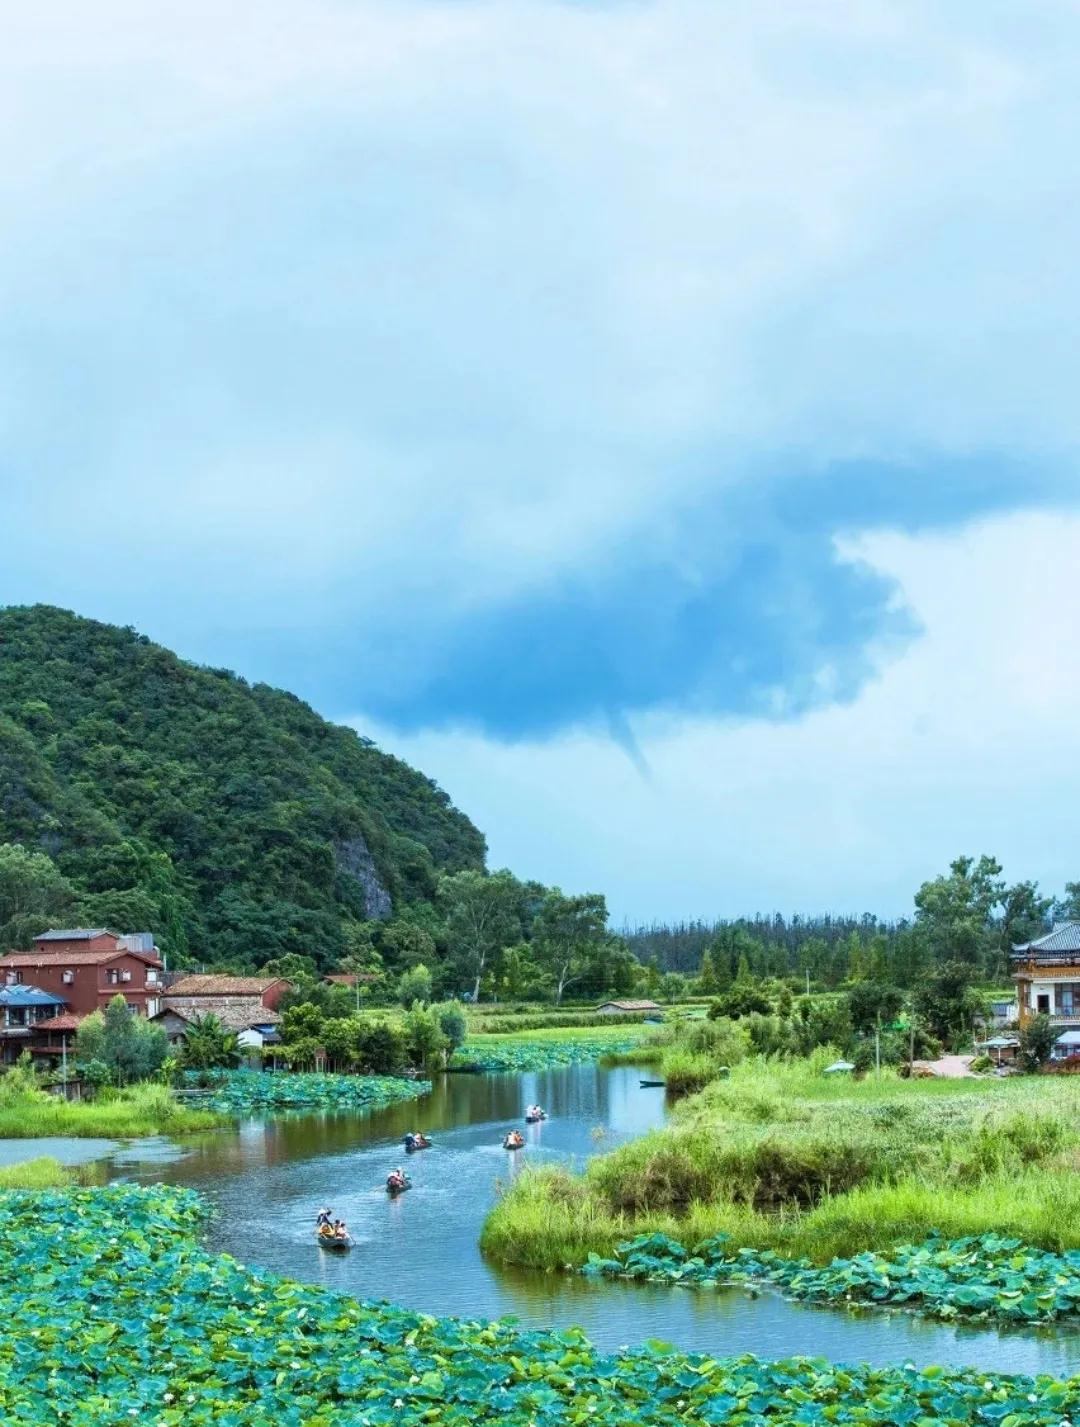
0 985 66 1008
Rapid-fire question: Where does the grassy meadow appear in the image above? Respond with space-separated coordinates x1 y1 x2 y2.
482 1050 1080 1269
0 1069 223 1140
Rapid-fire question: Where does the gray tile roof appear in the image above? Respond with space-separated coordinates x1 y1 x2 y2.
34 928 115 941
1012 921 1080 955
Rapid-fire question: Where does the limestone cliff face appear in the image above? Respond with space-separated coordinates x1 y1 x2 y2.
334 836 392 920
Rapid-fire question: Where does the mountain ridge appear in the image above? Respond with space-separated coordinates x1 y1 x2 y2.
0 604 485 968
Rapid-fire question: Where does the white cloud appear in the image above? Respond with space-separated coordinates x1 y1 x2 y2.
356 508 1080 921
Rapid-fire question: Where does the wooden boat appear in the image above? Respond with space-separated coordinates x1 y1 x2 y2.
639 1079 666 1088
386 1178 412 1196
524 1112 547 1123
503 1135 525 1150
404 1136 432 1152
317 1234 352 1252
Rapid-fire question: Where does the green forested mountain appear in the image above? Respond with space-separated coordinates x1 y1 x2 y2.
0 605 485 967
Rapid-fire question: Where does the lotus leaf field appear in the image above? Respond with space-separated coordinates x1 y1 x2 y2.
583 1231 1080 1327
453 1037 641 1073
2 1185 1079 1426
190 1069 431 1114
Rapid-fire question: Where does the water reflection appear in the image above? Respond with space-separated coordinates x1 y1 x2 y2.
109 1064 1080 1375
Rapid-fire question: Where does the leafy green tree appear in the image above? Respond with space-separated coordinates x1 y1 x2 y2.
280 1003 325 1045
711 983 771 1020
698 949 719 997
379 921 436 970
0 843 76 948
534 889 609 1005
283 1036 322 1069
439 869 519 1002
911 961 981 1048
259 953 319 985
913 855 1005 968
76 996 168 1084
847 982 904 1036
402 1005 448 1069
354 1020 407 1074
1019 1013 1058 1071
659 972 686 1003
320 1017 358 1070
178 1014 241 1071
398 964 433 1007
432 1001 467 1051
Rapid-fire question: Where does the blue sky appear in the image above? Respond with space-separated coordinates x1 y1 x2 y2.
2 1 1080 920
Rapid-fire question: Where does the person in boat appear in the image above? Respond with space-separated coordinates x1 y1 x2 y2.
404 1133 417 1150
333 1219 349 1241
387 1167 408 1191
504 1130 524 1148
318 1220 336 1239
316 1206 333 1229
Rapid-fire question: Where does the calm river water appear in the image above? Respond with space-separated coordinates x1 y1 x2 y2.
104 1063 1078 1375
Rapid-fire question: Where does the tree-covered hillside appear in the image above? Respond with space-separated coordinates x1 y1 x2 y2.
0 605 485 966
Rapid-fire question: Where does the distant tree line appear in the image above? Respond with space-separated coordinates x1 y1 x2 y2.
626 855 1074 989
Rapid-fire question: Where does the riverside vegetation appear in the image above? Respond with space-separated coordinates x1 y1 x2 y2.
482 1036 1080 1306
0 1061 221 1139
1 1182 1077 1427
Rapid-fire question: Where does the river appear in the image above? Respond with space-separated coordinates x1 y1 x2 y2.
101 1062 1078 1376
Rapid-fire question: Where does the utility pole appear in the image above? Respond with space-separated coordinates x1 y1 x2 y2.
875 1014 881 1077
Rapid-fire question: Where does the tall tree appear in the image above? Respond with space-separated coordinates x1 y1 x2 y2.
0 843 76 949
913 855 1005 968
439 869 519 1002
76 995 168 1083
534 889 609 1004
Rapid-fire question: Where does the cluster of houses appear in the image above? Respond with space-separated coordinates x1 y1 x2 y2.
5 920 1080 1073
0 927 291 1068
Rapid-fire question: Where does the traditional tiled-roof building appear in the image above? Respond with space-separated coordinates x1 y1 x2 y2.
1011 922 1080 1035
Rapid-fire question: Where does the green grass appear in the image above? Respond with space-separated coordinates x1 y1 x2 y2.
481 1055 1080 1269
0 1082 222 1139
0 1158 72 1190
464 1022 650 1047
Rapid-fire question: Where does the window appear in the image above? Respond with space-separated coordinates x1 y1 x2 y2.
4 972 21 986
120 970 132 983
146 970 158 985
1037 992 1051 1015
106 969 119 985
1062 987 1076 1016
61 970 74 985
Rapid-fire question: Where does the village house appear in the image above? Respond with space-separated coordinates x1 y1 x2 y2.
1011 921 1080 1056
0 929 164 1020
152 975 290 1053
0 985 67 1065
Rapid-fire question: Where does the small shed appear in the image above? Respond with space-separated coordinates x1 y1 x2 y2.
597 999 662 1015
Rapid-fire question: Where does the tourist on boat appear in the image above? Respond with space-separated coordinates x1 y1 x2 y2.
333 1219 349 1241
504 1130 525 1149
317 1220 335 1238
316 1206 333 1228
387 1168 408 1191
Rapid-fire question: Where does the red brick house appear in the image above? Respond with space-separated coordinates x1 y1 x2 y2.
0 929 164 1018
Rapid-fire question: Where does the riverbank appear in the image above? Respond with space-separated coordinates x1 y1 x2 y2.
481 1056 1080 1271
0 1078 222 1139
0 1181 1075 1426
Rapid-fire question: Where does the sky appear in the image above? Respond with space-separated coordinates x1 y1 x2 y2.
2 1 1080 922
